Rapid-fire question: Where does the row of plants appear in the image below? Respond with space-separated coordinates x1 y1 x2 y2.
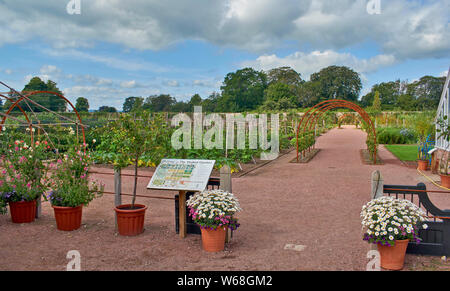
0 113 243 253
0 139 104 230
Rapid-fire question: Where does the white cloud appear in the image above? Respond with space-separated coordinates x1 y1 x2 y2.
166 80 180 87
0 0 447 60
40 65 61 75
242 50 397 80
120 80 138 88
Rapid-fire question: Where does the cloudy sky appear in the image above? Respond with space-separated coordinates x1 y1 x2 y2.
0 0 449 110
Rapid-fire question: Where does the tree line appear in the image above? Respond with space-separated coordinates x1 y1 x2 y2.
0 66 445 113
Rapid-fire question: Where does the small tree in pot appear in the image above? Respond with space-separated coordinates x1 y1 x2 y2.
101 113 169 236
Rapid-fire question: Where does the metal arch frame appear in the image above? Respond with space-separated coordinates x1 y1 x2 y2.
0 94 35 144
0 90 86 148
296 100 377 163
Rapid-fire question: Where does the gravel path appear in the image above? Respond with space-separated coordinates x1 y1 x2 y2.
1 125 448 270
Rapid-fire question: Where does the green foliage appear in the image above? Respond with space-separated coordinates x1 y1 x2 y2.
75 97 89 112
4 77 67 112
98 106 117 112
267 66 303 88
261 82 297 111
123 97 144 113
0 140 51 214
219 68 268 112
310 65 362 102
376 127 415 144
371 91 381 113
46 145 103 207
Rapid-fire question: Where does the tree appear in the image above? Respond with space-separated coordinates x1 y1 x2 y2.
188 94 203 111
361 80 405 109
262 82 297 110
123 97 144 113
98 106 117 113
310 66 362 102
267 66 303 88
171 101 190 112
397 94 416 111
5 77 67 112
219 68 267 112
75 97 89 112
202 92 221 112
297 81 321 107
371 91 381 115
143 94 176 112
407 76 446 110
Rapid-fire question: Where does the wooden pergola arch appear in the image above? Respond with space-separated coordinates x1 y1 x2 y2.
296 99 377 163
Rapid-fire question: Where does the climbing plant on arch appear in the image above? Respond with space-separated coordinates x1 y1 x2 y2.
296 100 378 163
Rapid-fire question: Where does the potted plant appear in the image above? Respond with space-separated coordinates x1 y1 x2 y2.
417 147 429 171
101 113 169 236
436 115 450 188
360 196 428 270
187 189 242 252
414 115 433 171
0 140 49 223
46 145 103 231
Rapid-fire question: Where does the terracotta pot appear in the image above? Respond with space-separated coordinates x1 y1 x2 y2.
417 160 428 171
115 204 147 236
377 239 409 270
200 226 227 252
52 205 83 231
9 200 36 223
440 174 450 188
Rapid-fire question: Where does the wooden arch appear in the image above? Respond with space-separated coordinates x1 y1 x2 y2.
296 100 377 163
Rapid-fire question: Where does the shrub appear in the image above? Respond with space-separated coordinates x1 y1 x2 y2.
376 127 416 144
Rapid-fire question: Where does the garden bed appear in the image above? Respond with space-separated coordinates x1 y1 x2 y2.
92 147 296 178
289 148 321 163
360 149 384 165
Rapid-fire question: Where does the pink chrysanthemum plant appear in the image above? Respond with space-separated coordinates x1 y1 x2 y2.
187 189 242 231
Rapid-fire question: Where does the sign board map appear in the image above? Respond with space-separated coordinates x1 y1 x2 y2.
147 159 215 191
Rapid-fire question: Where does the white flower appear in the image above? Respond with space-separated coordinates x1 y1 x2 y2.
422 224 428 230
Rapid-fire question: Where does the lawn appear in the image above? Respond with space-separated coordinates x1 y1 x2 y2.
384 144 418 161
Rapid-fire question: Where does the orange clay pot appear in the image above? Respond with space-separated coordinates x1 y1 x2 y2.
9 200 36 223
200 226 227 252
440 174 450 188
377 239 409 270
417 160 428 171
115 204 147 236
52 205 83 231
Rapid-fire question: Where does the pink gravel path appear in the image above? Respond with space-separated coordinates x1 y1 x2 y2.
0 125 448 270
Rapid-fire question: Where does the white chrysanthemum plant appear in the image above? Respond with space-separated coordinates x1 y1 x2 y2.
361 196 428 246
187 189 242 231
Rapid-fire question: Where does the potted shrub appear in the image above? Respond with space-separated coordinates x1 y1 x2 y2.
46 145 103 231
436 116 450 188
360 196 428 270
0 140 49 223
101 113 169 236
187 189 242 252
